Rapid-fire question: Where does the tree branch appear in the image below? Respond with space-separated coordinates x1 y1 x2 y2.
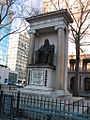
50 0 58 11
80 9 90 29
69 37 75 43
65 0 79 28
1 0 16 22
0 24 29 41
80 24 90 39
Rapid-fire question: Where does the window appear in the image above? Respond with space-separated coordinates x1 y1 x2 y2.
84 77 90 91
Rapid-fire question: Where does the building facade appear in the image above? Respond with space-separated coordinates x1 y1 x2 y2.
43 0 66 13
0 14 11 65
68 54 90 94
7 31 30 81
0 1 12 65
0 35 9 65
0 64 18 84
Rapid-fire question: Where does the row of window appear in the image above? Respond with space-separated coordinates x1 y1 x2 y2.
70 77 90 92
69 59 90 71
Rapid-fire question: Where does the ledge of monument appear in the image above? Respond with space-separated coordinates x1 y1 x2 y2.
28 64 56 70
23 85 55 91
19 86 72 98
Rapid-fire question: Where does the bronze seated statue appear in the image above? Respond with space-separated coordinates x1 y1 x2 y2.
35 39 55 66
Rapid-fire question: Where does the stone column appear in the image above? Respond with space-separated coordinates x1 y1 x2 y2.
64 28 68 91
26 30 35 85
55 26 68 90
26 30 36 85
28 30 36 64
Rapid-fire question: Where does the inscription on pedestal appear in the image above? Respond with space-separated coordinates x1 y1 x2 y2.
30 71 45 85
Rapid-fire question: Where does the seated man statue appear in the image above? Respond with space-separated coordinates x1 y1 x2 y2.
35 39 55 66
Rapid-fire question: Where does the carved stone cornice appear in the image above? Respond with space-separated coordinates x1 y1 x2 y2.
54 24 68 31
26 9 73 25
27 30 36 35
26 9 73 32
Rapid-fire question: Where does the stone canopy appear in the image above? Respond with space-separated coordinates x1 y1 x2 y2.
26 9 73 34
26 9 73 95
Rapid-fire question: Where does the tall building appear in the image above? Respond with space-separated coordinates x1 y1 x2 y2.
0 64 18 84
0 16 10 64
43 0 65 13
0 35 9 65
0 1 12 65
68 54 90 95
7 31 30 80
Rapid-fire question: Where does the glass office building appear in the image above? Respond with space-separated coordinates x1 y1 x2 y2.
0 18 10 65
0 36 9 65
0 5 11 65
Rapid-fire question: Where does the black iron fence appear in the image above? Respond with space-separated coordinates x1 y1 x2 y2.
0 90 90 120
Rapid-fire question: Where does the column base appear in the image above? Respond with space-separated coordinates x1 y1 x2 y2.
19 85 72 98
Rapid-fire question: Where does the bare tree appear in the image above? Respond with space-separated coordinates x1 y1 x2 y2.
0 0 28 41
0 0 42 41
66 0 90 96
48 0 90 96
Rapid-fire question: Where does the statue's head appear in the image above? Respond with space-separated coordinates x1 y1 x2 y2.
44 39 49 45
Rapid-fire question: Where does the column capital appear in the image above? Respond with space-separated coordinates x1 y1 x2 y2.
54 25 67 31
27 30 36 35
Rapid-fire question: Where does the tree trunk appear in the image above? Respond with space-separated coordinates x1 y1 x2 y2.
73 36 80 96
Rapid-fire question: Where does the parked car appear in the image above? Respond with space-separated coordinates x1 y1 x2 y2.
15 79 25 88
4 80 15 85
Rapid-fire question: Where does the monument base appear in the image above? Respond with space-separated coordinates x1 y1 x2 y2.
20 85 71 98
19 85 84 103
25 64 71 98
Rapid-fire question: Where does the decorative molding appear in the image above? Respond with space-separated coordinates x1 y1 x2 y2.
27 30 36 35
28 64 56 70
54 25 67 31
30 17 62 27
26 9 73 25
28 17 69 33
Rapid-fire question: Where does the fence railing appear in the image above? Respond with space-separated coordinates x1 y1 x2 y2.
0 90 90 120
0 84 17 91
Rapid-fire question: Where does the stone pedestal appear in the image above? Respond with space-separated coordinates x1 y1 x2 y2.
21 85 71 98
28 64 55 88
23 63 71 97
